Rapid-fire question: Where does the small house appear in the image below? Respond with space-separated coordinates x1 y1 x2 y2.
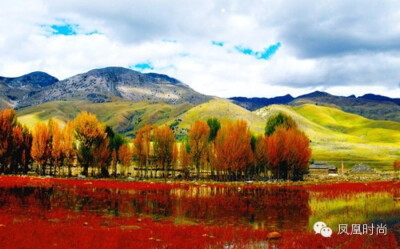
309 162 337 175
349 164 376 174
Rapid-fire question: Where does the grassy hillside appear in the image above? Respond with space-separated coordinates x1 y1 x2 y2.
172 98 266 134
17 100 192 137
255 104 400 170
291 94 400 122
15 99 400 170
0 97 12 110
294 104 400 144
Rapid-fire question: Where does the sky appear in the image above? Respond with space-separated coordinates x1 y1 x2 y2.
1 0 400 98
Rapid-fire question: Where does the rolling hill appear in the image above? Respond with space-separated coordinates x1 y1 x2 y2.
291 91 400 122
255 104 400 169
17 98 265 137
170 98 266 135
15 98 400 169
17 100 193 137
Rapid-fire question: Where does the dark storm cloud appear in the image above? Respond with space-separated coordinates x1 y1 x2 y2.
270 0 400 59
281 24 400 58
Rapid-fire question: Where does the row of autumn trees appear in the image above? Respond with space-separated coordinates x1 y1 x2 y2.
0 108 312 181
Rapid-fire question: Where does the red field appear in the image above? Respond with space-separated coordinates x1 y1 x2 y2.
0 176 398 249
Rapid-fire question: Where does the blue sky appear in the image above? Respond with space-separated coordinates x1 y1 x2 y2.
0 0 400 98
234 42 281 60
132 62 154 71
50 24 77 35
211 41 224 47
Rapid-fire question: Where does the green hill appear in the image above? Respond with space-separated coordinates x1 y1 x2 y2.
230 91 400 122
171 98 266 134
15 99 400 170
290 91 400 122
17 100 192 137
255 104 400 169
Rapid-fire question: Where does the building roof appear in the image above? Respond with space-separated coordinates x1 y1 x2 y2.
349 164 376 173
309 164 337 170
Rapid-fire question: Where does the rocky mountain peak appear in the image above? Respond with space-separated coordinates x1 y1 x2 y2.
11 67 211 108
1 71 58 88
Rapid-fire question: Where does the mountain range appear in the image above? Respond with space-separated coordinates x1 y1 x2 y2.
0 67 211 109
230 91 400 122
2 67 400 122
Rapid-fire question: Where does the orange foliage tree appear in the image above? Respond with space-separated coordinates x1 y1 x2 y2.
285 128 311 180
118 144 132 176
214 120 254 180
179 141 191 178
10 126 23 174
48 119 62 176
253 135 269 177
0 109 18 173
153 125 176 180
20 126 33 174
73 111 107 176
143 124 152 178
188 120 210 178
0 107 313 181
31 123 50 175
205 118 220 178
61 121 75 176
267 127 311 180
92 138 111 177
133 128 146 177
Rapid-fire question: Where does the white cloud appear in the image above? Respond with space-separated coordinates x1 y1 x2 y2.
0 0 400 98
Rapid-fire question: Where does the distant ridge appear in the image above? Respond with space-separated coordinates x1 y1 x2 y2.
229 94 294 111
359 93 400 105
230 90 400 122
296 90 331 99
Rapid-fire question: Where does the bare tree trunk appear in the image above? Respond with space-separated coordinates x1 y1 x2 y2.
68 164 72 177
145 153 148 179
196 161 200 179
42 163 46 176
164 163 167 182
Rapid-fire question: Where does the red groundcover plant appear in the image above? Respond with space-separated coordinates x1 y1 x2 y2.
0 209 396 249
0 176 398 248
